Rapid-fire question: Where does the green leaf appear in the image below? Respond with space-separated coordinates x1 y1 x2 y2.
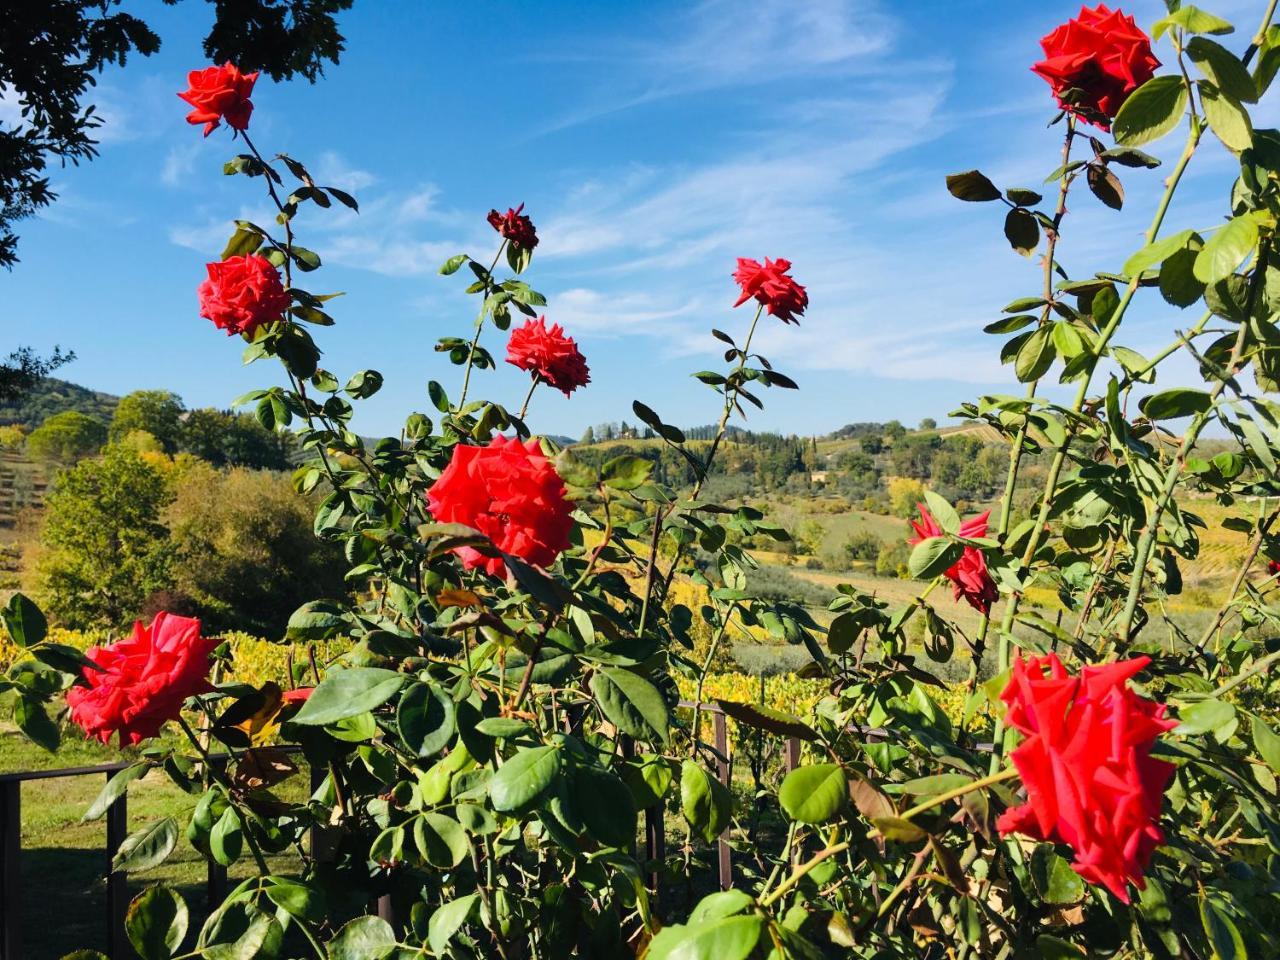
574 765 637 848
1153 6 1234 38
113 817 179 873
396 682 455 757
688 890 755 924
646 916 764 960
870 816 927 842
1187 37 1257 102
1014 325 1057 382
428 894 479 955
945 170 1001 201
714 700 817 740
983 314 1037 334
414 812 470 868
1086 164 1124 210
284 600 349 642
263 879 325 924
210 806 243 867
1123 229 1195 277
1004 207 1039 256
14 695 59 752
1112 76 1188 146
680 759 732 844
601 454 654 491
439 254 468 275
923 490 961 534
328 915 396 960
1200 897 1246 960
621 753 674 809
290 668 406 726
126 886 188 960
474 717 532 739
489 744 561 812
1139 388 1213 420
1194 215 1259 283
2 593 46 648
589 667 670 745
1199 82 1253 152
83 763 149 822
1031 845 1086 905
908 537 963 581
1252 715 1280 773
1005 187 1043 205
1176 698 1236 737
778 764 847 823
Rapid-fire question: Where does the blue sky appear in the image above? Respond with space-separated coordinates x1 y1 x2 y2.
2 0 1268 438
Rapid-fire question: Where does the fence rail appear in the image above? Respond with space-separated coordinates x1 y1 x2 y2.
0 700 986 958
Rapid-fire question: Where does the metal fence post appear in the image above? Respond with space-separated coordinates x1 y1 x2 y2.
105 780 129 959
0 780 20 960
712 710 732 890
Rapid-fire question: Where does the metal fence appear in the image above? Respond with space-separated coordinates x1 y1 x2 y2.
0 701 799 959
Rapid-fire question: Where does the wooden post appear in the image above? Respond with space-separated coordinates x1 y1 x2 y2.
105 780 129 959
784 737 800 773
713 710 732 890
0 780 20 960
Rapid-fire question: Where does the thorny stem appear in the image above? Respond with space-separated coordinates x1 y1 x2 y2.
989 113 1204 773
518 374 540 421
972 118 1076 687
690 603 739 756
637 302 766 641
175 714 272 876
1116 243 1269 640
867 767 1019 840
457 241 508 411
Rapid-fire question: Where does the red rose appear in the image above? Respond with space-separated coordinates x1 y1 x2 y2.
282 687 314 703
997 653 1175 902
506 317 591 396
908 504 999 613
1032 5 1160 130
732 257 808 324
487 203 539 250
198 254 291 337
178 63 259 136
66 613 217 746
426 436 573 578
1268 559 1280 576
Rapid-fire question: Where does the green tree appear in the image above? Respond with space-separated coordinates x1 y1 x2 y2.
35 445 172 627
919 417 937 431
580 425 595 444
887 476 926 519
26 410 107 462
181 407 291 469
166 465 346 637
0 0 355 269
110 390 185 452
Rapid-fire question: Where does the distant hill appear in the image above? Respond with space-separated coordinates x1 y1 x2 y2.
0 378 118 429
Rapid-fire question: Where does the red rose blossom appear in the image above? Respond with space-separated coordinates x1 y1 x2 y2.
426 436 573 578
66 613 218 746
908 504 999 613
198 254 291 337
178 63 259 136
1032 5 1160 131
732 257 808 324
487 203 539 250
997 653 1175 902
1268 559 1280 576
282 687 314 703
507 317 591 397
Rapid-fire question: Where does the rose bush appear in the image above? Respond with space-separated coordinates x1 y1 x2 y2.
3 3 1280 959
